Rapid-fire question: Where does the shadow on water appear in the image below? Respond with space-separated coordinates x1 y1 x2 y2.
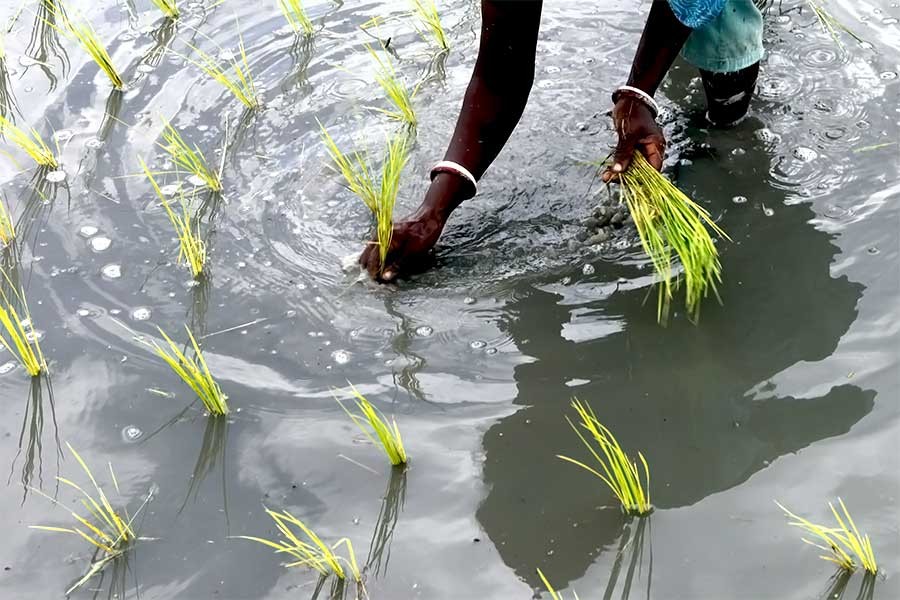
364 466 407 579
474 109 875 589
24 0 70 92
8 373 61 503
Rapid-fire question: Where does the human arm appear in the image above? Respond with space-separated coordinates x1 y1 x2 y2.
360 0 543 281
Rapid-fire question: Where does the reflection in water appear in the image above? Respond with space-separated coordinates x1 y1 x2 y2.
601 518 652 600
475 120 874 589
188 272 212 339
420 48 449 87
281 34 316 93
822 571 877 600
179 416 229 528
226 108 259 168
25 0 70 92
9 374 61 503
141 16 178 72
0 46 19 122
14 169 69 252
365 467 407 578
384 297 426 403
98 89 125 142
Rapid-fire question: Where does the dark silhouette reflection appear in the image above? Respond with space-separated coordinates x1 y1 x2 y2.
0 47 20 122
8 374 61 503
365 467 407 578
188 271 212 339
280 34 315 93
600 517 652 600
310 575 361 600
25 0 70 92
179 416 230 526
820 570 878 600
97 88 124 142
474 120 873 589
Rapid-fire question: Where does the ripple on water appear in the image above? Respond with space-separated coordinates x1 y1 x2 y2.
797 40 849 70
121 426 143 443
757 71 807 102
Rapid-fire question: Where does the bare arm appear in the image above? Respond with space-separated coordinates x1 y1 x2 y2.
361 0 543 281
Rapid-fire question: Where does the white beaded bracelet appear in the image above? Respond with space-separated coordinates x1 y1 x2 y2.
612 85 660 119
430 160 478 194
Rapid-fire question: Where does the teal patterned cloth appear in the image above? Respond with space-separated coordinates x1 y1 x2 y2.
677 0 765 73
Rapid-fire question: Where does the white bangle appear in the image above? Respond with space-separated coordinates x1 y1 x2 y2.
613 85 659 118
430 160 478 194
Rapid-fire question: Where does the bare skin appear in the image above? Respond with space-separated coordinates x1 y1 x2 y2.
360 0 756 281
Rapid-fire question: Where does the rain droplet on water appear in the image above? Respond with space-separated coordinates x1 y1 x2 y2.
732 195 748 204
131 307 152 321
331 349 351 365
121 426 143 443
469 340 487 350
415 326 434 337
89 236 112 252
101 264 122 279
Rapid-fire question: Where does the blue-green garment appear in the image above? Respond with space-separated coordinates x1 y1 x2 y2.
670 0 765 73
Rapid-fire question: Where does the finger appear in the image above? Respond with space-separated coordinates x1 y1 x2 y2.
641 142 665 172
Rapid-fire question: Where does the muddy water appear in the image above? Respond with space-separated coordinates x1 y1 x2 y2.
0 0 897 598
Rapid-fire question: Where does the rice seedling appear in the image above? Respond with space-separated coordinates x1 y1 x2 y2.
278 0 315 36
368 45 418 127
236 508 361 582
537 568 580 600
0 115 58 169
0 271 47 377
158 117 224 192
334 383 407 466
0 196 14 245
776 499 878 574
616 152 728 324
320 125 409 271
29 443 147 595
557 398 651 516
179 29 260 109
137 324 228 415
806 0 864 47
410 0 449 51
140 158 207 278
43 2 124 89
151 0 179 20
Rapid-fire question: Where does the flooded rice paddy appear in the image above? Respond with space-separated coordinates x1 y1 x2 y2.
0 0 898 598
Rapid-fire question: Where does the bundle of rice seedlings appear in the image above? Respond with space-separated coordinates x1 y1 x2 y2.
0 196 14 245
410 0 448 51
158 117 224 192
0 271 47 377
616 152 728 324
236 508 361 582
537 569 580 600
151 0 179 20
179 29 260 109
43 2 124 89
806 0 864 47
776 499 877 574
140 158 207 278
278 0 315 36
30 443 140 594
334 384 407 466
368 45 418 127
137 324 228 415
557 398 651 516
0 115 58 169
320 125 408 272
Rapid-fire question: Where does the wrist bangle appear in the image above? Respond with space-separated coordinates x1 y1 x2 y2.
430 160 478 195
612 85 660 119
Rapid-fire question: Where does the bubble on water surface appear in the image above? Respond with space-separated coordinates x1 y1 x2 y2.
121 426 143 443
880 71 898 80
24 329 44 343
159 183 181 196
867 247 879 255
0 362 15 375
415 326 433 337
79 225 99 238
90 236 112 252
486 348 498 355
331 349 351 364
463 296 476 305
101 264 122 279
763 206 775 217
131 307 152 321
792 147 818 162
187 174 207 187
76 308 92 317
469 340 487 350
754 128 781 144
85 137 104 149
582 264 595 276
732 195 748 204
45 170 66 183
